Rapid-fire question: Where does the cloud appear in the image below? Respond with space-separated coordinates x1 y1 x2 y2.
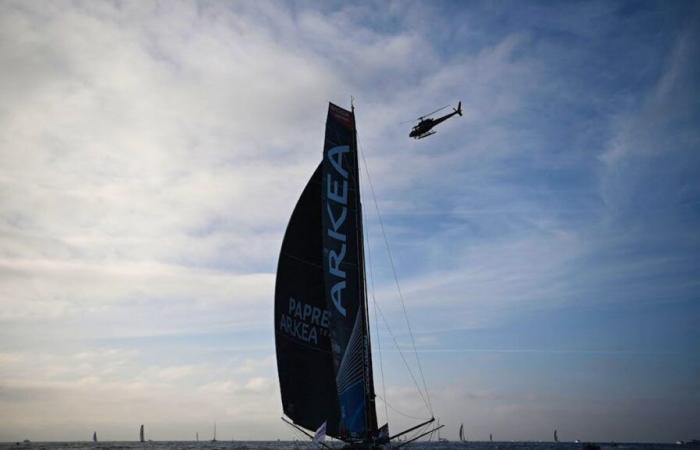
1 0 698 442
0 348 282 440
602 29 699 164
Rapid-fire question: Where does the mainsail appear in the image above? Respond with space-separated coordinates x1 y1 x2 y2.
140 424 144 443
92 432 97 443
275 103 377 442
459 423 464 442
275 162 342 437
554 429 559 443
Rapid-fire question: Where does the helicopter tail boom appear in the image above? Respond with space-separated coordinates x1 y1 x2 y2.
455 101 462 116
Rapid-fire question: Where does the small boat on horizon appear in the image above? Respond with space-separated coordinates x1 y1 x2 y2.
437 419 448 442
459 423 466 442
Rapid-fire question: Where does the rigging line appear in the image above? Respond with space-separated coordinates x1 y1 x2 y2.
416 422 437 441
355 142 430 415
372 300 430 412
362 178 389 427
398 420 435 444
375 394 432 421
356 138 434 417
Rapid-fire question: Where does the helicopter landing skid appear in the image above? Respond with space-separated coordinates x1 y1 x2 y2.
414 131 436 139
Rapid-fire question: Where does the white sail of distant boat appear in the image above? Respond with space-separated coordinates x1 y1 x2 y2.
93 432 97 443
140 424 145 443
459 423 465 442
554 429 559 443
211 422 217 442
196 432 199 442
436 419 448 442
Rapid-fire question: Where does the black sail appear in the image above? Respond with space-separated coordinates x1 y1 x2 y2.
321 103 378 441
275 163 342 437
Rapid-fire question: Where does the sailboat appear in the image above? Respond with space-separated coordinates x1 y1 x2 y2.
211 422 217 442
274 102 439 449
490 433 493 442
140 425 145 443
554 429 559 443
196 432 199 442
92 432 97 443
459 424 465 442
437 420 448 442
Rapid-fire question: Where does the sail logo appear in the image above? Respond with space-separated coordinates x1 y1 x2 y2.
279 297 330 345
325 145 350 317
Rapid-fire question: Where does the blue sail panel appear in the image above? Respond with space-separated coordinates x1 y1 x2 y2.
321 103 377 441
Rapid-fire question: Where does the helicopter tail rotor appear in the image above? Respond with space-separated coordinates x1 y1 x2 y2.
455 101 462 116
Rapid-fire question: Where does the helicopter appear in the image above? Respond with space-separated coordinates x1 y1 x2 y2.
408 101 462 139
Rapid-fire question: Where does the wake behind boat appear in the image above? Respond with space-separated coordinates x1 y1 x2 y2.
274 102 439 450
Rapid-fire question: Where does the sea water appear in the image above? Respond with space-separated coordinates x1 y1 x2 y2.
0 441 687 450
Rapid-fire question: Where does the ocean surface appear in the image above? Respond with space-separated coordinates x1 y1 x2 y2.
0 441 690 450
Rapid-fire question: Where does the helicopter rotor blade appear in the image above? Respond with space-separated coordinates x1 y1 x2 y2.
418 104 450 120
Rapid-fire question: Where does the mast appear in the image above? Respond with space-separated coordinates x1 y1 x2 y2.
350 103 379 438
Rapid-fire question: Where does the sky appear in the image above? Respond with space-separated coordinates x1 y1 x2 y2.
1 0 699 444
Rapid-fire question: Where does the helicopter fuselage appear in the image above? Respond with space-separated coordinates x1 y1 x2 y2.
409 105 461 139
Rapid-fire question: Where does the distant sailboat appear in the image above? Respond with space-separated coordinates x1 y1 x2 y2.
490 433 493 442
93 432 97 443
459 423 465 442
554 429 559 443
211 422 217 442
437 419 448 442
196 432 199 442
140 424 145 443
